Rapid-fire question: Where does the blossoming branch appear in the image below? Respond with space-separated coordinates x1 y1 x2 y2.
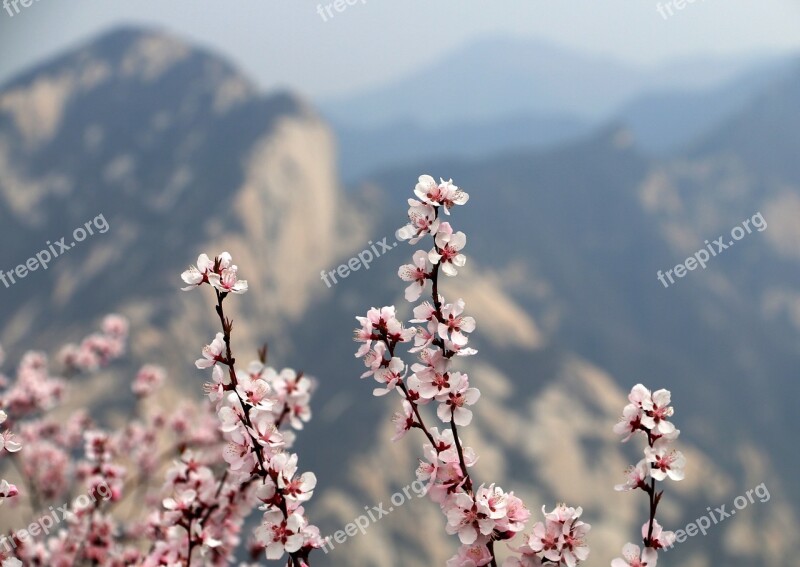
0 253 323 566
611 384 685 567
182 252 323 565
354 175 591 566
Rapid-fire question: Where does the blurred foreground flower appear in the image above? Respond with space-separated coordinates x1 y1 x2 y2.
0 252 318 566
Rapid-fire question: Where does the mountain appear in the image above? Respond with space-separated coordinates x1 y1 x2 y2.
690 59 800 179
616 58 795 154
320 37 783 129
333 112 591 183
1 26 798 567
324 38 793 181
0 25 362 370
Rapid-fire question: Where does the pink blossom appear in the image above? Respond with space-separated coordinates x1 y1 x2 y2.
209 265 248 295
399 250 432 301
131 365 166 397
528 505 591 567
527 520 561 559
181 253 214 289
436 372 480 426
248 410 285 450
613 403 643 442
447 542 493 566
414 175 469 214
628 384 652 409
0 428 21 454
396 198 440 244
361 341 389 379
392 400 416 441
429 222 467 276
615 459 650 492
235 371 273 410
373 356 405 396
412 348 451 400
640 389 675 435
644 440 686 481
163 488 197 516
0 479 19 504
254 510 305 560
355 306 414 353
196 332 226 369
101 315 129 339
644 519 675 550
444 492 492 544
611 543 658 567
203 364 229 403
438 298 476 346
498 492 531 533
476 484 509 520
280 467 317 505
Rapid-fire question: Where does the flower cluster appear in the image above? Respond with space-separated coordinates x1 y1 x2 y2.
183 252 321 564
148 450 253 564
181 252 248 295
0 410 21 506
0 252 319 565
612 384 685 566
507 504 591 567
0 316 213 565
58 314 129 373
355 175 589 566
0 320 129 511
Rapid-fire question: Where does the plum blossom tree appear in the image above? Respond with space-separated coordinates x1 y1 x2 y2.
179 253 322 565
354 175 686 567
355 175 596 566
0 176 687 567
0 255 321 566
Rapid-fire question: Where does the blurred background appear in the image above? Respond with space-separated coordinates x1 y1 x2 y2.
1 1 799 565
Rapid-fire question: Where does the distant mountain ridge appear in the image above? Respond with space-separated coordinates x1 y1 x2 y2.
334 112 591 183
321 36 787 128
323 37 794 180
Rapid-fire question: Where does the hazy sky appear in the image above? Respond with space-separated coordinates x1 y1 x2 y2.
1 0 799 98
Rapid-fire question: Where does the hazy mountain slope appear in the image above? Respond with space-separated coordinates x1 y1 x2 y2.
690 59 800 180
333 113 590 182
321 37 784 128
326 41 793 183
0 26 359 371
616 58 795 154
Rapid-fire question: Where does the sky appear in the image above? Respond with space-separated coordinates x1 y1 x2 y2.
0 0 799 99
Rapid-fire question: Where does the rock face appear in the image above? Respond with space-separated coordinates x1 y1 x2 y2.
0 27 798 566
0 27 353 368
